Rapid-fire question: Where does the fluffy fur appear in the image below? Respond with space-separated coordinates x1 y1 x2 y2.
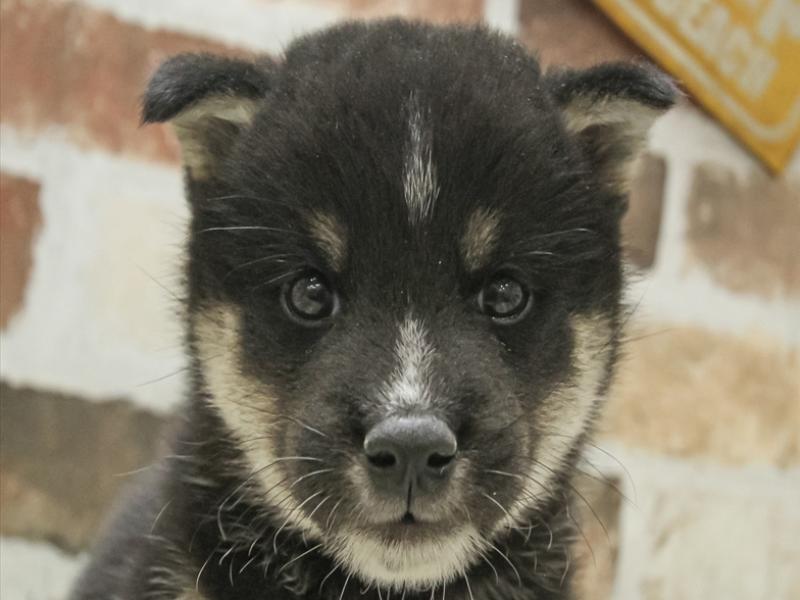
70 20 674 600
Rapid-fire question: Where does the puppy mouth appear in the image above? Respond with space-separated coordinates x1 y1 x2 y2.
358 494 456 525
378 507 420 526
400 510 417 525
358 511 461 544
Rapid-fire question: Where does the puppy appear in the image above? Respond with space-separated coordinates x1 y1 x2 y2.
70 19 674 600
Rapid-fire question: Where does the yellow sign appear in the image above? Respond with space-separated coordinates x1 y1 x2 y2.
594 0 800 172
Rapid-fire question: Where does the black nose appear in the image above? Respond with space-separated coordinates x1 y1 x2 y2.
363 416 457 498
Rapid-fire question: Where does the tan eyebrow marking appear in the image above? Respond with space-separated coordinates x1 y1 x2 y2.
306 211 347 271
461 208 501 271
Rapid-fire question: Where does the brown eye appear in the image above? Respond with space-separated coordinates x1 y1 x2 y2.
282 272 338 323
478 274 531 323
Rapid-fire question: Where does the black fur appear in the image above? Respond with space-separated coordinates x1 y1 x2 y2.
141 53 274 123
544 62 677 109
71 20 673 600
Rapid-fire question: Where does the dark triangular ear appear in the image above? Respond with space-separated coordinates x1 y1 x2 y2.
142 53 273 180
545 63 678 193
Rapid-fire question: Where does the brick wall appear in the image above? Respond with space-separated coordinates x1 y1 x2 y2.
1 1 798 599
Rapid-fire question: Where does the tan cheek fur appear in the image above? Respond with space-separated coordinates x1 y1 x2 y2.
498 313 614 531
193 304 323 539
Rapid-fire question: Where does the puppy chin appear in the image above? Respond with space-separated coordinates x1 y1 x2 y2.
331 525 483 591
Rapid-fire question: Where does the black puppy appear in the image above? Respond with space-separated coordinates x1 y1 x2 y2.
71 19 674 600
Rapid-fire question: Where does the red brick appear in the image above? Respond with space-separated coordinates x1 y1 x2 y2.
0 383 170 551
0 173 42 329
623 154 667 269
274 0 485 23
405 0 484 23
604 325 800 467
0 0 247 164
686 163 800 299
519 0 642 68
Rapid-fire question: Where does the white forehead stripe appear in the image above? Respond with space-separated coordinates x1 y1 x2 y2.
403 100 439 224
384 316 435 409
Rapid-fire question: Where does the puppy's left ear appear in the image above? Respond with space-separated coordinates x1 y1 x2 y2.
142 53 273 180
546 63 677 193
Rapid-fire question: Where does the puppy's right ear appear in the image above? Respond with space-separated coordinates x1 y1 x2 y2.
142 53 272 180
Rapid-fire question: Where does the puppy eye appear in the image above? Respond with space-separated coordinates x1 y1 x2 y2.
282 272 338 323
478 274 531 323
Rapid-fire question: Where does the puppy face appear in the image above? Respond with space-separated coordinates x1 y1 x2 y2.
145 22 674 592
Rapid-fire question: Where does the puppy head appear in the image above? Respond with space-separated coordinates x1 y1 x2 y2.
144 21 674 592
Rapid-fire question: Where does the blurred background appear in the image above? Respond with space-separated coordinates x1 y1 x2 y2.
0 1 798 599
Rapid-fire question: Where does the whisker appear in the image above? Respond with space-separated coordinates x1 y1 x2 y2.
221 398 333 440
136 265 183 303
195 547 216 592
277 543 322 575
218 544 235 567
272 490 324 552
150 499 173 534
215 456 324 538
463 573 475 600
483 469 524 481
238 555 257 575
325 497 345 532
113 464 155 478
305 494 331 523
250 268 306 291
203 194 298 210
223 253 305 280
486 540 522 586
566 501 596 568
481 492 516 525
319 563 339 594
524 454 612 544
134 363 197 388
560 549 571 587
197 225 303 236
289 468 334 489
477 549 500 584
